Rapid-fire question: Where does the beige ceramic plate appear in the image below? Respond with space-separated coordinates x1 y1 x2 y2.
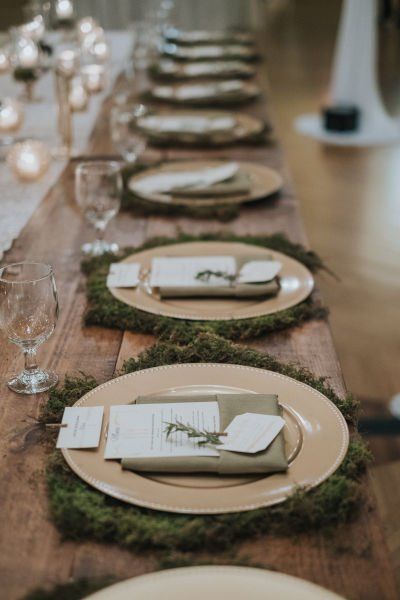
128 160 282 208
108 241 314 321
138 110 264 144
151 81 260 104
85 566 346 600
62 363 349 514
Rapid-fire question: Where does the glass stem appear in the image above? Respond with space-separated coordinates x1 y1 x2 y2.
24 348 39 375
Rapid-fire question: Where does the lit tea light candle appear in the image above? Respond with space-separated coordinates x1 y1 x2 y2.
90 39 110 63
7 140 50 181
0 99 23 133
57 48 79 77
18 38 40 68
55 0 74 20
21 16 45 42
81 64 106 93
0 48 10 74
69 77 88 111
77 17 99 40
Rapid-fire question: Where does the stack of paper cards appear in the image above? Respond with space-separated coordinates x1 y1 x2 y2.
56 406 104 449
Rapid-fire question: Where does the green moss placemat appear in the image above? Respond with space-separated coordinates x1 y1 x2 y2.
82 233 329 343
42 334 369 555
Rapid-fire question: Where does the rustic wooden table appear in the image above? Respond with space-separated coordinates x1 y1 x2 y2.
0 57 397 600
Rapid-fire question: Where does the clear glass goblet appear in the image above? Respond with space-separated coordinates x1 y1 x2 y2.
0 262 59 394
75 160 122 255
110 103 148 164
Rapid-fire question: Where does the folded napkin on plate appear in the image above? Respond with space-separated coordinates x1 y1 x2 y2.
121 393 287 474
132 162 239 196
171 170 250 197
167 44 254 60
138 114 237 136
156 254 281 299
175 81 244 100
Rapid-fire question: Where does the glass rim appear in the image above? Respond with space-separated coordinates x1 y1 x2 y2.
0 261 53 284
75 160 121 175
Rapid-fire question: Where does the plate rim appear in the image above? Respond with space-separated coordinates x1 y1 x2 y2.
84 565 346 600
62 363 349 515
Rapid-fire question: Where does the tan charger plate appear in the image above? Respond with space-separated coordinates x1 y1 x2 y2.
151 81 260 105
62 363 349 514
85 566 345 600
127 160 282 207
155 60 256 79
138 110 264 144
108 241 313 321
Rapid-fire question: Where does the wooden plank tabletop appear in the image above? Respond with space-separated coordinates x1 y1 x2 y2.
0 55 397 600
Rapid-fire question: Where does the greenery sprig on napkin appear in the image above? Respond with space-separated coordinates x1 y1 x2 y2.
82 232 328 343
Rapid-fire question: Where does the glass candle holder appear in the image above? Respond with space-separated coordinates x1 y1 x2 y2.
10 31 41 102
7 140 50 181
0 48 10 74
0 98 24 142
77 16 99 41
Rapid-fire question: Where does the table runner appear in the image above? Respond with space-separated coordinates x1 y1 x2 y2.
0 32 132 260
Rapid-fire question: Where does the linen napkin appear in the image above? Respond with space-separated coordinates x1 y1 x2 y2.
164 44 255 61
131 162 239 196
138 114 237 136
156 254 281 299
121 393 288 474
153 80 255 105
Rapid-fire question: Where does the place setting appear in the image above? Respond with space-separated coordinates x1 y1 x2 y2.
104 239 313 322
55 348 349 514
164 28 256 46
136 109 269 146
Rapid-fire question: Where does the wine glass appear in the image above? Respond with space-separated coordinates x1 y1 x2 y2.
75 161 122 255
110 103 148 164
9 28 41 102
0 262 59 394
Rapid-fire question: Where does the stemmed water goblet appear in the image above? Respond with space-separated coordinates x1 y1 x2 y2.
75 161 122 255
110 103 148 164
0 262 59 394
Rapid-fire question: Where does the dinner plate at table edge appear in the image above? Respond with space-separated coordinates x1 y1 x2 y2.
62 363 349 514
138 110 265 144
108 241 314 322
84 566 346 600
127 160 282 207
150 81 260 104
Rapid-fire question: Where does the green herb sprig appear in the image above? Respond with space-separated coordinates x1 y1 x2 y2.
195 270 236 284
164 421 227 446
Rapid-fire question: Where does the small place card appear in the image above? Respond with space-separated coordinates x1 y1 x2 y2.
238 260 281 284
56 406 104 449
104 402 220 459
218 413 285 454
106 263 140 288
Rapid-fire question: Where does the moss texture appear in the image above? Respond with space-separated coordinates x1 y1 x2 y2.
42 335 370 555
82 233 329 343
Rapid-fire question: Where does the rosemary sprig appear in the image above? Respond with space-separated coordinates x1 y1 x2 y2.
164 421 227 446
195 269 236 284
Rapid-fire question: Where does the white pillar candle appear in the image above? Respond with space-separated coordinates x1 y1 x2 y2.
69 77 88 111
0 99 23 133
7 140 50 181
81 64 106 94
55 0 74 20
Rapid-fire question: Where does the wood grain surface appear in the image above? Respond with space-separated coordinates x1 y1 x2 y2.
0 41 397 600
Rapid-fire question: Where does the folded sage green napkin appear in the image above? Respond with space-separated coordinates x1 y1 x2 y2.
170 170 250 197
121 393 287 474
157 254 281 299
